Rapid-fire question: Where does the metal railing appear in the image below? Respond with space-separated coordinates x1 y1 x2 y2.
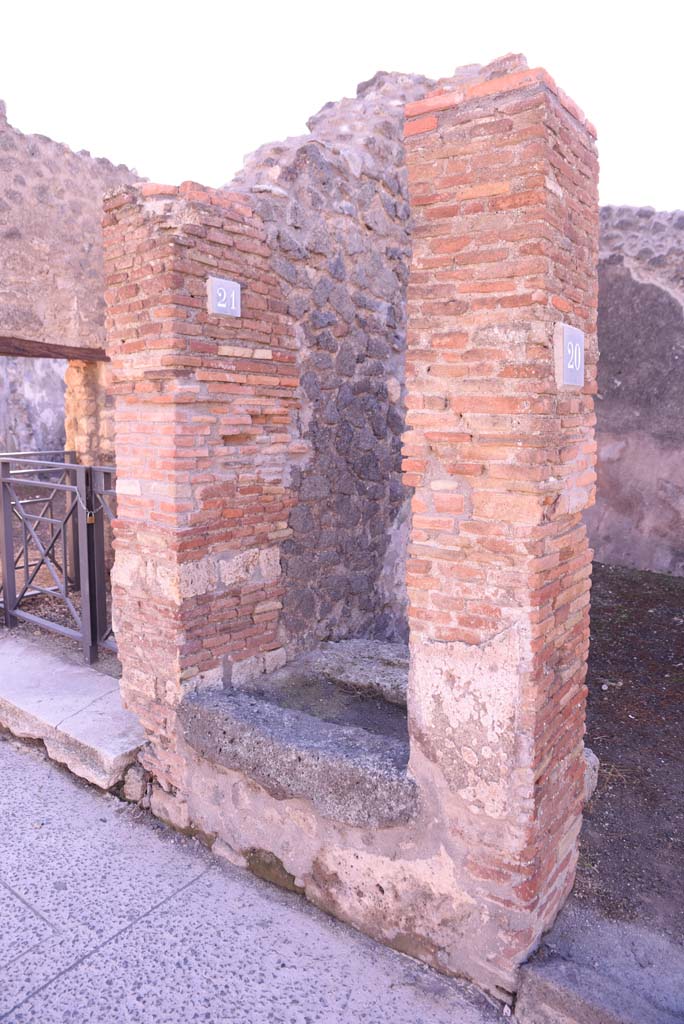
0 452 116 663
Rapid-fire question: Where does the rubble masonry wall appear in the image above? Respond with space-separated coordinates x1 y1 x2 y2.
0 99 138 461
586 206 684 575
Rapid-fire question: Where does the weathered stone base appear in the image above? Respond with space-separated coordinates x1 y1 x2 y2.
151 639 554 1000
146 639 601 1002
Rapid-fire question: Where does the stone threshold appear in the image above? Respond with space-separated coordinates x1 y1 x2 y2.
180 640 416 829
515 901 684 1023
0 634 146 789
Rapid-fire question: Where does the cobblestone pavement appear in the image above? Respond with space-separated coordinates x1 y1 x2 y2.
0 734 501 1024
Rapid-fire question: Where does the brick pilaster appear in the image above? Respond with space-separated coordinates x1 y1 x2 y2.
64 360 114 465
103 182 302 786
403 58 599 980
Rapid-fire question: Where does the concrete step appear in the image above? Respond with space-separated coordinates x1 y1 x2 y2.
0 634 145 788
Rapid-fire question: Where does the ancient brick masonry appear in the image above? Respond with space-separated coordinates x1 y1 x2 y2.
103 56 599 1001
403 55 599 972
104 182 305 786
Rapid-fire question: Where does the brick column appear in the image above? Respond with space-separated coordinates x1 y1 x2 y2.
103 183 302 788
403 58 598 983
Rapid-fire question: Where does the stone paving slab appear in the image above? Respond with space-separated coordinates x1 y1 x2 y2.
0 734 501 1024
0 634 144 787
0 883 54 968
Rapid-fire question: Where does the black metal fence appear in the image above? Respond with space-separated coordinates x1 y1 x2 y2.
0 451 116 663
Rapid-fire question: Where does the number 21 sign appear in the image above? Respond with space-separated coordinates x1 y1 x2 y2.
207 276 241 317
554 322 585 386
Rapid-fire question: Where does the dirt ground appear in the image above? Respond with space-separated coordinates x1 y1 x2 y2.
575 562 684 944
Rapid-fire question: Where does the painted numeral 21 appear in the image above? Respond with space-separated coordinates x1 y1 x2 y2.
216 286 237 311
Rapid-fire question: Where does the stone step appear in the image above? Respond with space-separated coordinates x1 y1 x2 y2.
245 639 410 706
516 957 681 1023
0 634 145 789
515 902 684 1023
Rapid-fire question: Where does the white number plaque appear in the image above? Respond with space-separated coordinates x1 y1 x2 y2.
207 276 241 317
554 322 585 386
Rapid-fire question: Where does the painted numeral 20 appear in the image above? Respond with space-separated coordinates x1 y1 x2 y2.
566 340 582 371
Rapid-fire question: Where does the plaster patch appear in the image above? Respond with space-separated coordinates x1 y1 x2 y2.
259 546 281 583
311 843 480 957
408 627 522 818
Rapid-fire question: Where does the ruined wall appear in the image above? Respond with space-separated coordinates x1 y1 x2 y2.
105 57 599 1001
232 73 432 644
586 207 684 575
0 356 65 452
0 99 138 461
0 99 138 348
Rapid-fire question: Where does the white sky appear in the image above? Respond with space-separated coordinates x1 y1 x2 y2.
2 0 682 210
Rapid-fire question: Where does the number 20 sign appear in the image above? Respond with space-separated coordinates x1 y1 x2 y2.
554 322 585 387
207 276 241 317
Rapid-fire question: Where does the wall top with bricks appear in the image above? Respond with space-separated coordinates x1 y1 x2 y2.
404 53 596 138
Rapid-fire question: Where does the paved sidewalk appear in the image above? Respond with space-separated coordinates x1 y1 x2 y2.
0 734 501 1024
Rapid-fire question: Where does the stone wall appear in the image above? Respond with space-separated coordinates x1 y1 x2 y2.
586 207 684 575
63 361 115 464
0 356 65 452
232 73 432 644
0 99 138 462
0 99 138 349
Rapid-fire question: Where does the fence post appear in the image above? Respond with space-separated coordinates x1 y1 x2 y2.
65 451 81 592
0 461 18 627
76 465 97 663
90 468 108 649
